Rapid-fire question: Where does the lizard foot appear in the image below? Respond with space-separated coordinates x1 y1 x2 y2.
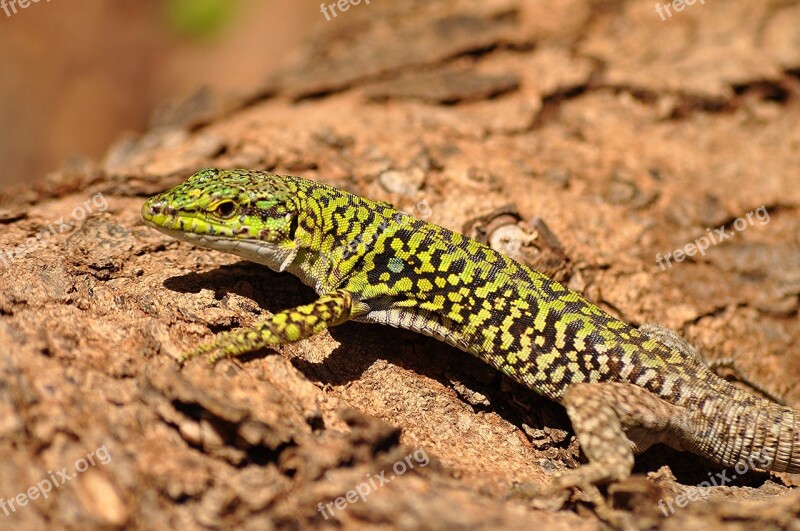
179 327 270 366
508 478 634 530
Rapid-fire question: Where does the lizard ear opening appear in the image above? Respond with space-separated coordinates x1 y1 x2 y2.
288 213 299 240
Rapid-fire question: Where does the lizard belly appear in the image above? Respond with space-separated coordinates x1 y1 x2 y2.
355 308 471 351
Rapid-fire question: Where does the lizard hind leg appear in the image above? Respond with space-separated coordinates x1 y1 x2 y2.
636 324 799 474
638 323 700 362
551 382 687 491
639 322 786 405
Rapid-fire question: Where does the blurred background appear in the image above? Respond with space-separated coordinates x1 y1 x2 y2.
0 0 319 190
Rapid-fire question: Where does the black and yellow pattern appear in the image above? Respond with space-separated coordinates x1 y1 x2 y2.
179 289 356 364
142 169 800 485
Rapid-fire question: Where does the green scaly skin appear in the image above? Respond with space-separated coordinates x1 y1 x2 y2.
142 168 800 488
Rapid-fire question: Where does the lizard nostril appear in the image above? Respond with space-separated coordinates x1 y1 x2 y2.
141 199 165 222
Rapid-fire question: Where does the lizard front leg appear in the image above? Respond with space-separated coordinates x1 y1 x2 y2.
181 288 360 365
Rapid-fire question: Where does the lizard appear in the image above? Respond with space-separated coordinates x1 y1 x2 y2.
141 168 800 492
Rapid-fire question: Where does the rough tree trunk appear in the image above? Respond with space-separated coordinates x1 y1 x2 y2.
1 0 799 529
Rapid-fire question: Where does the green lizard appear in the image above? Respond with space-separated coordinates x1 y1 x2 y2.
141 168 799 490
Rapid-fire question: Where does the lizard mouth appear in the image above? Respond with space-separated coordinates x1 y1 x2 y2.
141 198 179 230
141 198 233 240
142 198 288 265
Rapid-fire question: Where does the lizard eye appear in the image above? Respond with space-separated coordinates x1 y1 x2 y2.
214 201 237 219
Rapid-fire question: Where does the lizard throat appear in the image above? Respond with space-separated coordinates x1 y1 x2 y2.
147 224 299 274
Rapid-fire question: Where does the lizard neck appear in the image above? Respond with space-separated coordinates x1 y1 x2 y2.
285 187 404 295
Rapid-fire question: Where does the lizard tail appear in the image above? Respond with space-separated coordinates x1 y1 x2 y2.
686 391 800 474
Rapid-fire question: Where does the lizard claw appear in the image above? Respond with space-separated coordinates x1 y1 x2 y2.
506 481 548 499
506 479 572 505
508 479 632 529
179 330 237 366
180 327 273 367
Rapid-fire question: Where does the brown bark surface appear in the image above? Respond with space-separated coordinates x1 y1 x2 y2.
1 0 799 529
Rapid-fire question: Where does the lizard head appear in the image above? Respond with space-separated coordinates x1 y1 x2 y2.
141 168 300 270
